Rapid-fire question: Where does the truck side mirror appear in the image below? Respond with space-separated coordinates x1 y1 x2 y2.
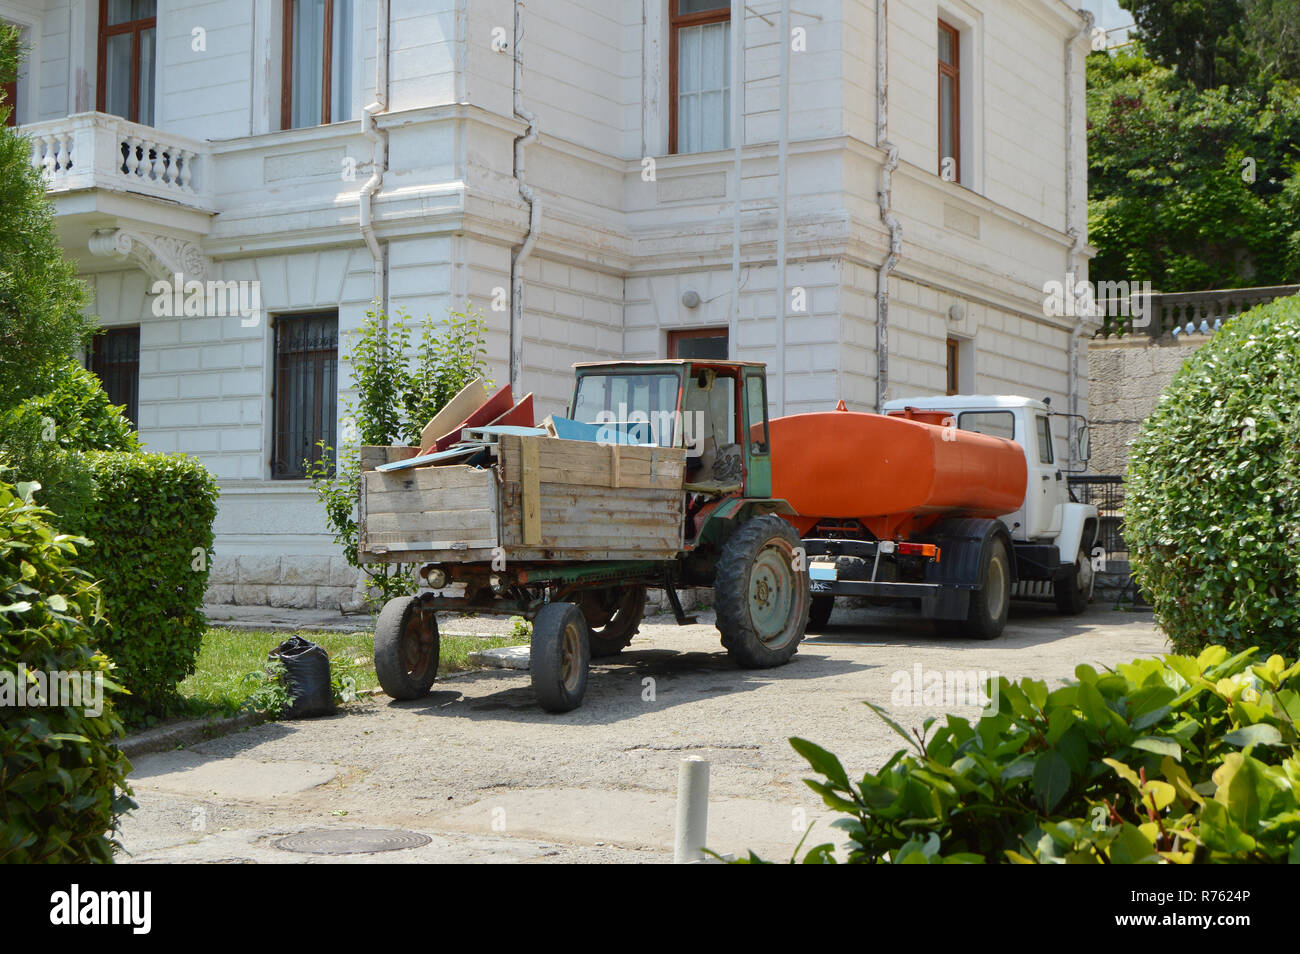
1075 424 1091 463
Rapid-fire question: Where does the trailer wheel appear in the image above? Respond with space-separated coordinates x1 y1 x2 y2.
578 586 646 657
935 536 1011 640
715 515 809 667
374 596 440 700
808 595 834 631
1054 543 1094 615
531 602 590 712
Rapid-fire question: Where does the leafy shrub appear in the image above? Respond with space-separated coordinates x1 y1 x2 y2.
1125 293 1300 656
0 479 133 862
79 452 218 721
0 358 139 531
763 647 1300 864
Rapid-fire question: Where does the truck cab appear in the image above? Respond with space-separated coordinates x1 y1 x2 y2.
884 394 1099 607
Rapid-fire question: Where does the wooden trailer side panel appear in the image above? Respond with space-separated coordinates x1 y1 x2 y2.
497 435 687 561
360 464 499 562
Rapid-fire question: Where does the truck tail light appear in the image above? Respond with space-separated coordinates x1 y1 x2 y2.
896 542 941 562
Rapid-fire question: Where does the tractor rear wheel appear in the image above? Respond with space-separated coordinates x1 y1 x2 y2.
715 515 809 668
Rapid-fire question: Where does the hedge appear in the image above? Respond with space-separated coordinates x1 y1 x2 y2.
761 646 1300 864
1125 292 1300 657
0 479 133 863
80 452 219 720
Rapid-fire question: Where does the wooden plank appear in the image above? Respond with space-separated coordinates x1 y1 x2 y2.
365 465 495 495
522 436 541 546
365 484 494 515
419 376 488 449
360 445 419 472
366 509 496 535
433 384 515 451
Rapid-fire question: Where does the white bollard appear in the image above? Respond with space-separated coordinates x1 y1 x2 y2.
674 756 710 863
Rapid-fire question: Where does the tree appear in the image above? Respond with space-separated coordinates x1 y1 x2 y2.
1244 0 1300 80
1087 44 1300 295
0 25 93 411
1118 0 1255 89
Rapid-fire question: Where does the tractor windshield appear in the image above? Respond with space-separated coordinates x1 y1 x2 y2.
571 371 682 447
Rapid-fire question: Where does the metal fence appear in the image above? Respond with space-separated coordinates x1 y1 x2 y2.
1068 475 1127 558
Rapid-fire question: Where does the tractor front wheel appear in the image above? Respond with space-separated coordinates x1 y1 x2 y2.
715 515 809 668
577 586 647 658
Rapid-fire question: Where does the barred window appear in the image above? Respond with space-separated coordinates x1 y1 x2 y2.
88 326 140 428
272 312 338 479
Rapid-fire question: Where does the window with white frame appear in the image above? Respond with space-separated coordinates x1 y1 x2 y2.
670 0 731 154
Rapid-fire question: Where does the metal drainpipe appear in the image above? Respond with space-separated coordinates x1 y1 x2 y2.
730 0 743 352
359 0 390 319
1064 10 1093 470
875 0 901 412
510 1 542 396
775 0 790 416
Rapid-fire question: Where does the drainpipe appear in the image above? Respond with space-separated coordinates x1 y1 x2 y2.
775 0 790 416
730 0 743 352
359 0 390 318
510 1 542 395
1064 10 1093 470
874 0 902 412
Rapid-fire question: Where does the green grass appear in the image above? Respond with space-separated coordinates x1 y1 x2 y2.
177 626 528 717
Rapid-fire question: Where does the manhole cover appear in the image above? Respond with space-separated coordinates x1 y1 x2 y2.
274 829 432 855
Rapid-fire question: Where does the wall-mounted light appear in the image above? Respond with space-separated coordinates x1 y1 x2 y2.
681 290 701 309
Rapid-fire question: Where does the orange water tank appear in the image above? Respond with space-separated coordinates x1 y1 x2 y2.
769 402 1027 539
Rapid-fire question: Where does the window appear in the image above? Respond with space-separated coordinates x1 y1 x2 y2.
938 19 960 183
88 326 140 428
958 410 1015 442
670 0 730 154
273 313 338 479
98 0 157 125
668 327 728 359
282 0 354 129
744 373 769 454
1036 415 1055 464
946 337 960 395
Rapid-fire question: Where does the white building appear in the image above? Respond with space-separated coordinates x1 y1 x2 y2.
5 0 1096 608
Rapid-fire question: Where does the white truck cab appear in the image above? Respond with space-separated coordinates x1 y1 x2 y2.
883 394 1100 612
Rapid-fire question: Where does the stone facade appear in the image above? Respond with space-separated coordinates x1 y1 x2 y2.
14 0 1095 608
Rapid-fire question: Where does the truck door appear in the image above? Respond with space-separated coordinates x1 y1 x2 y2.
742 370 772 498
1028 413 1064 538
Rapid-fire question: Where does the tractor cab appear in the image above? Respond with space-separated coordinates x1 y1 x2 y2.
569 359 773 500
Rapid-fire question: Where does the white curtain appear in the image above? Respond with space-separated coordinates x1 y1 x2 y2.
677 22 730 154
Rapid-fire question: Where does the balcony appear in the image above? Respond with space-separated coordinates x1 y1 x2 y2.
20 112 216 277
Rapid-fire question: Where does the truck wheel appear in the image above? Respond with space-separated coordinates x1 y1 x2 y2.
374 596 440 700
530 602 590 712
935 536 1011 640
1054 544 1094 615
715 514 809 668
579 586 646 658
808 595 834 631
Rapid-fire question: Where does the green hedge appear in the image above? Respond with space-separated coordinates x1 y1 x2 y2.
760 647 1300 864
1125 293 1300 657
0 479 133 863
80 452 218 720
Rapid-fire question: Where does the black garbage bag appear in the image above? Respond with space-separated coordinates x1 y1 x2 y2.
268 636 336 718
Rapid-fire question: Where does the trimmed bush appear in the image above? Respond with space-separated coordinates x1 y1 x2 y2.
0 479 133 863
763 647 1300 864
16 358 140 454
79 452 218 720
1125 293 1300 657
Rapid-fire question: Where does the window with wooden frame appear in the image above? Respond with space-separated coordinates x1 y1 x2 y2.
88 326 141 428
97 0 157 126
282 0 354 129
668 327 729 360
946 337 960 395
938 19 960 183
670 0 731 155
272 313 338 479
